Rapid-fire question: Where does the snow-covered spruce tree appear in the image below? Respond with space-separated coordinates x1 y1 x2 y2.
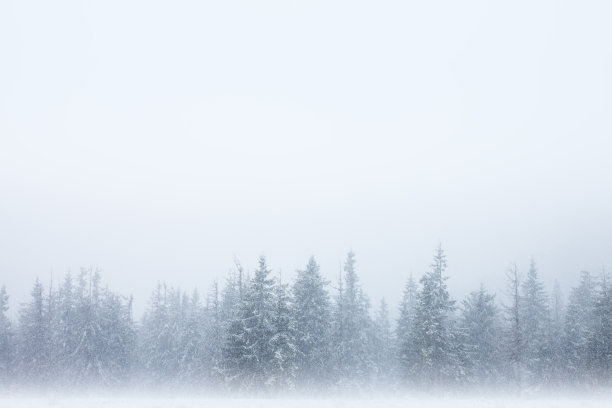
461 284 501 386
548 279 565 384
220 262 244 327
0 286 11 384
54 269 136 385
215 265 246 383
563 270 595 383
140 283 179 384
44 275 60 383
291 256 331 389
95 288 136 384
372 298 395 386
397 274 418 382
410 245 464 386
268 274 298 390
330 251 375 388
221 256 277 391
503 263 523 390
54 272 79 382
17 278 51 384
201 284 223 384
520 259 551 384
71 268 102 382
586 273 612 384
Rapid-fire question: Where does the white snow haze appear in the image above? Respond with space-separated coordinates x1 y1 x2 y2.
0 1 611 403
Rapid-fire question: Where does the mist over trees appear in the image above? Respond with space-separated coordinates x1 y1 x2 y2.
0 247 610 393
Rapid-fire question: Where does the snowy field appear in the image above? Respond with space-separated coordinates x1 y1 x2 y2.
0 396 610 408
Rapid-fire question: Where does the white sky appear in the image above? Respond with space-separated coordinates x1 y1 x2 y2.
1 1 611 318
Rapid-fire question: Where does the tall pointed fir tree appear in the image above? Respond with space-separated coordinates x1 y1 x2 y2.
221 256 277 391
331 251 374 388
372 298 394 386
203 283 224 384
55 272 78 381
0 286 11 384
461 284 501 385
520 259 551 383
18 278 50 384
96 286 136 384
548 279 565 384
586 273 612 384
563 270 595 383
220 261 244 327
397 274 418 382
58 269 136 385
291 256 331 389
504 263 523 391
268 274 298 390
140 282 177 384
410 245 464 385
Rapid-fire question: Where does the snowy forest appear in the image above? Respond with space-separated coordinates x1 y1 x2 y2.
0 246 610 393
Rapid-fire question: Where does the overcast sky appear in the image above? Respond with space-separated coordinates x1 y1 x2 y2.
1 1 611 318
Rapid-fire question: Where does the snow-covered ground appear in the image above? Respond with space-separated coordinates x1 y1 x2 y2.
0 396 609 408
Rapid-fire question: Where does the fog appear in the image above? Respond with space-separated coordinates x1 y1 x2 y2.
1 0 611 321
2 395 611 408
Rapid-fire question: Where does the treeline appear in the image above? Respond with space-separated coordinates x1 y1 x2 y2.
0 246 610 392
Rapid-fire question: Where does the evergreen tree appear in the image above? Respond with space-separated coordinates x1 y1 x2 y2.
0 286 11 384
372 298 394 385
55 273 78 381
331 251 374 387
140 282 178 384
220 315 250 390
268 274 298 390
586 273 612 384
291 256 331 388
461 284 500 385
397 274 418 381
410 245 462 385
503 263 523 391
221 256 277 390
520 259 551 383
548 279 565 383
203 284 223 383
220 261 244 326
563 270 595 383
72 268 104 382
18 278 50 383
96 288 136 383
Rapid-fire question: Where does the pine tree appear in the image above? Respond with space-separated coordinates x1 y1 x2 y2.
202 284 223 383
18 278 50 383
586 273 612 384
331 251 374 387
55 273 78 381
221 256 277 390
96 287 136 384
503 263 523 391
461 284 500 385
220 261 244 326
563 270 595 383
221 316 250 389
410 245 462 385
372 298 394 385
291 256 331 388
140 282 177 384
72 268 105 382
268 274 298 390
548 279 565 384
397 274 418 381
520 259 551 383
0 286 11 384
